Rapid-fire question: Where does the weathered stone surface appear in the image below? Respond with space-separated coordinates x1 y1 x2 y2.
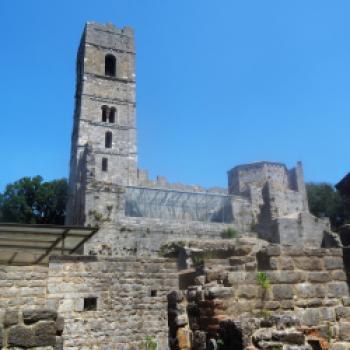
272 330 305 344
34 321 57 347
208 286 234 299
294 257 323 270
177 327 191 349
298 309 320 326
295 283 326 298
192 330 206 350
331 343 350 350
23 309 57 325
273 285 294 300
268 271 305 284
4 310 18 327
339 322 350 341
335 306 350 320
308 271 330 283
8 325 36 348
327 282 349 298
324 256 344 270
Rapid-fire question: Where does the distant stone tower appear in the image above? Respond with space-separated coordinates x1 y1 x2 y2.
66 22 137 225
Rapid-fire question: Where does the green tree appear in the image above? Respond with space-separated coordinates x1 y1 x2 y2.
306 182 350 229
0 176 68 225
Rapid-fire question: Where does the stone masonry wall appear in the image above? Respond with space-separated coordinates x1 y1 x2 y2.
168 240 350 349
84 216 257 257
0 308 63 349
0 265 48 310
47 255 178 350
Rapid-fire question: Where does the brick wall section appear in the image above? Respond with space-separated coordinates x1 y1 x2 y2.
47 256 178 349
0 265 48 310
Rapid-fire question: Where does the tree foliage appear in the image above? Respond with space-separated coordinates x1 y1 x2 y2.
0 176 68 225
306 182 350 229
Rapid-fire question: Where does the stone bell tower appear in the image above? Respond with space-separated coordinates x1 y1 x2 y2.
66 22 137 225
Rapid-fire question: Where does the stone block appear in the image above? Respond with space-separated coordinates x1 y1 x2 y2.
208 287 234 299
272 330 305 344
4 310 18 327
23 309 57 325
280 300 295 309
327 282 349 298
266 245 281 256
319 307 335 321
225 271 247 286
339 322 350 341
268 271 304 284
331 343 350 350
237 285 258 299
299 309 320 326
324 256 344 270
308 271 330 283
331 270 347 281
336 307 350 320
8 325 36 348
295 283 326 298
34 321 57 347
279 257 294 270
343 296 350 306
294 257 323 270
273 285 294 300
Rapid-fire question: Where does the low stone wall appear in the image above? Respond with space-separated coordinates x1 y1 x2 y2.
0 308 63 349
0 265 48 310
47 255 178 349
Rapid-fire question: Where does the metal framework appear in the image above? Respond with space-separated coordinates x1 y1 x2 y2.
0 223 98 265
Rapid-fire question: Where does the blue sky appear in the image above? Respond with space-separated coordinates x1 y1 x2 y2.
0 0 349 190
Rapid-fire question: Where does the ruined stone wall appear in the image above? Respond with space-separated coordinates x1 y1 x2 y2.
47 255 178 349
136 169 227 194
171 241 350 349
84 216 257 257
0 265 48 310
0 308 63 349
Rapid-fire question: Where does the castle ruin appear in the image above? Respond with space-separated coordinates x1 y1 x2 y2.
0 22 349 350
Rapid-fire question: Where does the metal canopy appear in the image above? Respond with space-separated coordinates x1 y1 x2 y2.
0 223 98 266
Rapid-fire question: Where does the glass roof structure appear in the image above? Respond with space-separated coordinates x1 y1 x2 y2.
0 223 98 265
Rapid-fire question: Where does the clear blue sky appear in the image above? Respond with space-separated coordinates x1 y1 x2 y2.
0 0 349 190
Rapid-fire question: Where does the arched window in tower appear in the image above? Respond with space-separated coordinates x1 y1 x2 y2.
105 131 112 148
101 105 108 122
105 54 116 77
109 107 116 123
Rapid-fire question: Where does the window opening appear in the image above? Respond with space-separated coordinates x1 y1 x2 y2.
109 107 116 123
105 54 116 77
105 131 112 148
101 105 108 122
102 158 108 171
84 297 97 311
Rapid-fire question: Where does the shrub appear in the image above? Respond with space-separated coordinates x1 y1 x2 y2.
256 272 270 290
140 336 157 350
221 227 238 239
